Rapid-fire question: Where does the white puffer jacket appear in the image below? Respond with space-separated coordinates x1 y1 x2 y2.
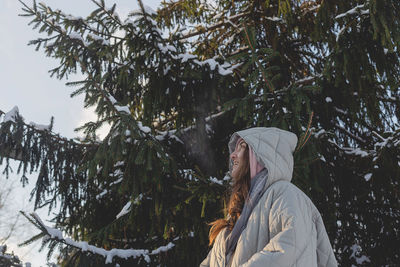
200 127 338 267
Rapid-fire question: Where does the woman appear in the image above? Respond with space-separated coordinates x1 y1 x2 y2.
200 127 337 267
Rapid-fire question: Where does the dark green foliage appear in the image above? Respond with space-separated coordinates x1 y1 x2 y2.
0 0 399 266
0 244 23 267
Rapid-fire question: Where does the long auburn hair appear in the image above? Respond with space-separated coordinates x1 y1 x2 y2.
208 143 251 246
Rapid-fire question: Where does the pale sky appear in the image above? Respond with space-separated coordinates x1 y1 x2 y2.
0 0 161 266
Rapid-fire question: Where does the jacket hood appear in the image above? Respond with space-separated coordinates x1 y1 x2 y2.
228 127 298 187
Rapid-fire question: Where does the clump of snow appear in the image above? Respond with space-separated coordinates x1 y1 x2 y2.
325 97 332 103
335 4 368 20
111 169 123 178
177 53 197 62
108 95 117 104
143 5 157 15
107 93 132 115
133 193 143 205
336 26 347 42
137 121 151 133
96 189 108 200
116 201 132 219
115 105 130 114
69 31 87 46
167 49 240 76
2 106 20 123
150 242 174 255
29 121 51 131
334 107 347 115
314 129 326 138
223 174 231 181
87 33 110 46
64 14 83 21
364 173 372 182
209 176 223 185
265 16 282 22
178 169 198 181
349 244 370 265
344 148 369 157
114 161 124 167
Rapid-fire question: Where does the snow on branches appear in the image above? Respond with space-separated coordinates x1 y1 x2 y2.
335 4 369 20
335 3 370 42
1 106 19 123
24 212 176 264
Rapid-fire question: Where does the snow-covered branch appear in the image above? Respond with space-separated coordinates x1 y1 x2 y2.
27 212 175 264
0 106 96 146
335 4 369 20
334 123 366 144
327 138 371 157
115 193 147 219
0 106 96 162
1 106 50 131
335 3 370 42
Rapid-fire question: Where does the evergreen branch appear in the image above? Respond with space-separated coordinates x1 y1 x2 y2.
90 0 124 28
242 24 275 92
71 17 127 41
227 45 250 58
0 245 23 266
300 111 314 147
178 11 251 40
19 1 127 78
137 0 163 44
48 1 131 41
23 212 176 264
335 18 359 42
335 123 367 144
20 1 170 141
371 130 385 142
70 55 150 140
377 95 400 103
295 111 314 153
335 3 369 20
0 108 94 216
172 109 227 138
0 108 98 151
20 2 143 136
270 75 321 95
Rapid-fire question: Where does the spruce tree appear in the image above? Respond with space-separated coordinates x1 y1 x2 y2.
0 0 399 266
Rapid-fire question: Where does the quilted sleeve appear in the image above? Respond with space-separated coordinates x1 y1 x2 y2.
239 186 310 267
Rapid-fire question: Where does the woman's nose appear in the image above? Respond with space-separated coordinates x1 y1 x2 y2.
230 152 236 160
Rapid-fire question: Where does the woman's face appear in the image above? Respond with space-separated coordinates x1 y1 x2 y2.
230 139 248 178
